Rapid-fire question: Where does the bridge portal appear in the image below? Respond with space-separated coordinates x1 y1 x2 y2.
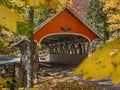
33 7 101 65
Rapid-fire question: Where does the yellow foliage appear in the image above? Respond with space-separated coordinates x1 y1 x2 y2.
103 0 118 12
26 0 59 9
102 0 120 31
71 38 120 84
58 0 73 5
26 0 43 7
10 0 25 7
48 0 59 9
107 14 120 23
109 24 120 31
0 5 24 32
0 77 6 85
107 14 120 30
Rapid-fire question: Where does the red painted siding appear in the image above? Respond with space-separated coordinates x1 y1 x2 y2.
34 9 99 43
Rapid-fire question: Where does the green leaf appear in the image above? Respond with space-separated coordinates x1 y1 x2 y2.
17 22 34 36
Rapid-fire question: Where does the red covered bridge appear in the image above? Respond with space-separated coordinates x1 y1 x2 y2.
33 7 101 65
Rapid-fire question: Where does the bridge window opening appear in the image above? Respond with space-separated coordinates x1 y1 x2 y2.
74 43 80 54
84 41 89 54
53 44 57 54
47 41 90 55
56 44 60 54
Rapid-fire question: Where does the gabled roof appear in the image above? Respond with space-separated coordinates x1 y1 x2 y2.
34 6 102 39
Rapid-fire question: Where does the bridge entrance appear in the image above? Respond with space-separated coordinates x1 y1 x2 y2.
41 33 90 65
33 7 101 65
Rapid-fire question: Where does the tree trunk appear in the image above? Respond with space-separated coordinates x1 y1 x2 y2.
26 7 34 88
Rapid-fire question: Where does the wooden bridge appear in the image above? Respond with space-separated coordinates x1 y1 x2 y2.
33 7 101 65
0 7 102 88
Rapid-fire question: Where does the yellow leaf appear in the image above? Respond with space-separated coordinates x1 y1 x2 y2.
26 0 59 9
111 50 120 84
26 0 42 7
0 77 6 85
112 65 120 84
49 0 59 9
0 5 24 32
71 38 120 84
27 88 39 90
103 0 120 31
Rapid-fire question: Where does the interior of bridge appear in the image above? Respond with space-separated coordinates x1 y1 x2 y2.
41 34 90 55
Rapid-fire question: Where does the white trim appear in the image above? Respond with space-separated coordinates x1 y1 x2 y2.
38 32 92 45
34 39 40 46
91 38 100 42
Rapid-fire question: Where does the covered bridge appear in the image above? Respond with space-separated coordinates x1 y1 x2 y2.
33 7 101 65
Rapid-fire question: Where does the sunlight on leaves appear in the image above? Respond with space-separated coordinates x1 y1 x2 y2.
71 38 120 84
0 5 24 32
102 0 120 31
0 77 6 85
26 0 59 9
26 0 44 7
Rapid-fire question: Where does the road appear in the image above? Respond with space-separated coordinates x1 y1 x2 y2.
0 55 20 64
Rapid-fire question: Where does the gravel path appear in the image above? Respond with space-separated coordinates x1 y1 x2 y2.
0 55 20 64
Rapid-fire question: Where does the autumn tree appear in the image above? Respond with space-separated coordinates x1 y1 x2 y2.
103 0 120 32
86 0 109 43
0 0 25 55
0 0 74 88
0 31 15 55
72 0 120 85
